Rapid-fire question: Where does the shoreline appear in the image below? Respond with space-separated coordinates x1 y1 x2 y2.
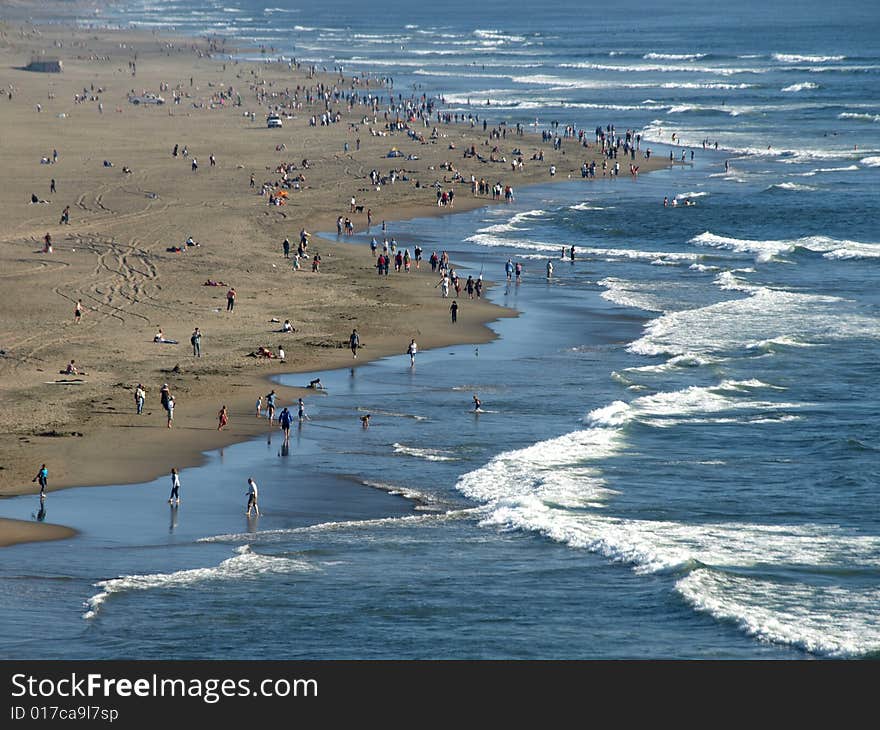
0 16 671 547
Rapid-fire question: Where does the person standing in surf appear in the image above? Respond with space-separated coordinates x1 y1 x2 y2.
246 477 260 516
168 468 180 504
278 406 293 441
407 338 418 367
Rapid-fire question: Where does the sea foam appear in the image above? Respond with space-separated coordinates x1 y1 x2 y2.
83 546 314 620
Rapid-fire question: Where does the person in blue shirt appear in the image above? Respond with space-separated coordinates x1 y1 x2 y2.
33 464 48 498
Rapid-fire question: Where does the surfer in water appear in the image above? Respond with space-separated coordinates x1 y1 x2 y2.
473 394 482 412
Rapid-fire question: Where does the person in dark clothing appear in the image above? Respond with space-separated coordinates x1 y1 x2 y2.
32 464 48 498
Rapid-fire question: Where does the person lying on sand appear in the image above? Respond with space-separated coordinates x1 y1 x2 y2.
203 279 227 286
248 346 276 358
154 328 178 344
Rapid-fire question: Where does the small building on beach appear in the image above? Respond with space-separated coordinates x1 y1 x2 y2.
24 57 63 73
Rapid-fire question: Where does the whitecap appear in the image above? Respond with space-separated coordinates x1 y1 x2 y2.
393 443 459 461
772 53 844 63
764 182 818 192
83 546 314 620
837 112 880 123
781 81 819 92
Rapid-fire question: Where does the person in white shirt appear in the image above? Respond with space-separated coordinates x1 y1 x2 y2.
168 468 181 504
246 477 260 516
407 339 418 367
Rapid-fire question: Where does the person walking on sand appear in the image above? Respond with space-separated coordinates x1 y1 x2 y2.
246 477 260 516
255 394 262 418
226 287 236 312
217 404 228 431
168 468 181 504
282 237 290 258
407 338 418 367
135 383 146 415
265 390 277 422
279 406 293 440
165 392 175 428
60 205 70 225
32 464 48 498
349 329 360 359
436 274 449 298
50 178 56 194
450 299 459 324
74 299 83 323
191 327 201 357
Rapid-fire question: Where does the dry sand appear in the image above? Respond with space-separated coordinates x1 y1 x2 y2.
0 17 669 545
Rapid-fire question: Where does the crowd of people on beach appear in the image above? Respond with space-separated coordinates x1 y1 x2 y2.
17 36 671 524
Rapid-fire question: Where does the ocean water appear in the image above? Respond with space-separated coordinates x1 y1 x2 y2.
2 0 879 658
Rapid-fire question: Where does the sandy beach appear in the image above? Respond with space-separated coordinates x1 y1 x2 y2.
0 12 669 546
